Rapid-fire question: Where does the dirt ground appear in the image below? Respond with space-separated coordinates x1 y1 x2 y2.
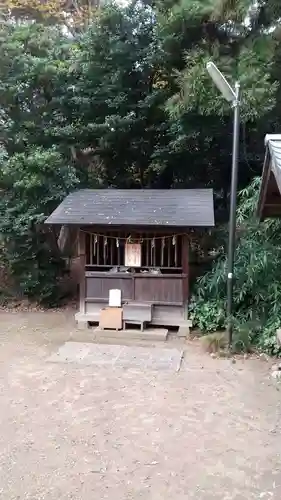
0 309 280 500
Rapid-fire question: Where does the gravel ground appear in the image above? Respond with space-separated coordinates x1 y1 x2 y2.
0 309 280 500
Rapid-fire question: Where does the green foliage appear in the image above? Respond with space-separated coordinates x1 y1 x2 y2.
189 299 225 332
67 3 172 188
0 23 80 304
192 178 281 355
0 147 78 305
258 316 281 356
166 38 277 121
160 0 280 208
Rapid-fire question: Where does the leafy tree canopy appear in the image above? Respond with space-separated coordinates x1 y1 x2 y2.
1 0 101 32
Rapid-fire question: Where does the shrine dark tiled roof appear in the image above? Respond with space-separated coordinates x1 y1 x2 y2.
45 189 215 227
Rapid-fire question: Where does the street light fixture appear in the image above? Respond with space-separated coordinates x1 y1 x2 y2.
206 61 241 349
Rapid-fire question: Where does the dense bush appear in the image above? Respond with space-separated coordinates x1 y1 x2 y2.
0 147 78 305
191 179 281 355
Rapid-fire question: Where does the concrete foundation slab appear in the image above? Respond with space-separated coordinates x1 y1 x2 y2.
48 342 183 371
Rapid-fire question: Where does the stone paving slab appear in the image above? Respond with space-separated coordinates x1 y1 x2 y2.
48 341 184 371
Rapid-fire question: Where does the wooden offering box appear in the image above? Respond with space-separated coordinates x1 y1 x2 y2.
99 307 122 331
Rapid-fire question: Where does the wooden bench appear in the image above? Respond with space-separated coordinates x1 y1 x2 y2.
123 302 152 331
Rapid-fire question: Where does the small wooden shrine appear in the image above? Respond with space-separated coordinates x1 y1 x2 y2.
46 189 214 334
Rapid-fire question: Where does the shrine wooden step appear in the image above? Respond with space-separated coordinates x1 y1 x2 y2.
92 327 168 342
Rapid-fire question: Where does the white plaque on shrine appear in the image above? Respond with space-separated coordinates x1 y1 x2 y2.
109 289 121 307
125 243 141 267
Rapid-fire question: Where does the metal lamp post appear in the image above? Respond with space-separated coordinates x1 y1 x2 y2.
206 61 240 348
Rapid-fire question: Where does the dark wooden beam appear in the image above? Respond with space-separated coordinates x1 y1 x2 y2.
79 225 189 234
182 235 189 305
263 204 281 217
264 203 281 208
78 230 86 315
